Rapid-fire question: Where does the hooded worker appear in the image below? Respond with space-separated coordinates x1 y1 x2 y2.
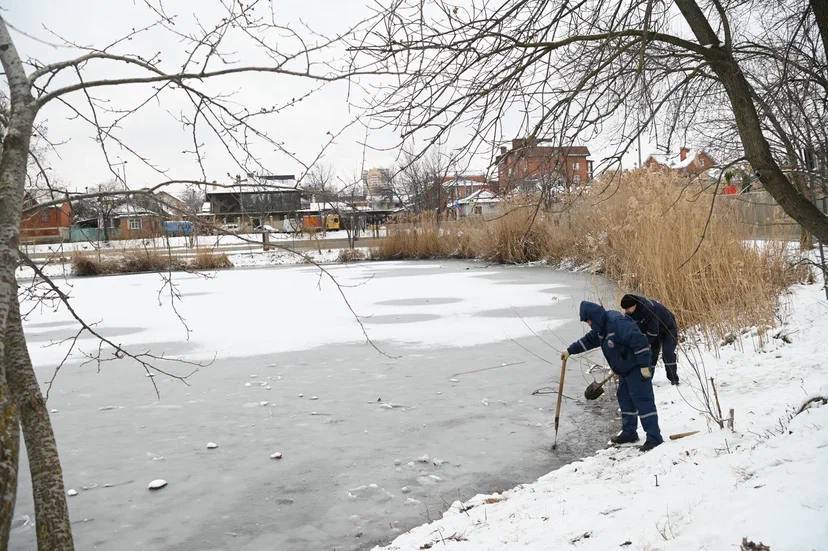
561 301 664 452
620 294 680 385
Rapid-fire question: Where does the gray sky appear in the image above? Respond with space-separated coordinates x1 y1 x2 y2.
6 0 645 194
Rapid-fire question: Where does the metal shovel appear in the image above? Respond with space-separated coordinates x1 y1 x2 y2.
584 372 615 400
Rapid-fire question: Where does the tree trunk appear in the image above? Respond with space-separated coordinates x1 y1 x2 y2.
0 352 20 549
0 16 34 546
675 0 828 243
0 15 36 348
811 0 828 65
5 297 74 550
0 16 68 550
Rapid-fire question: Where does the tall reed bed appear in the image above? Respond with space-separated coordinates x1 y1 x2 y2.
375 171 808 337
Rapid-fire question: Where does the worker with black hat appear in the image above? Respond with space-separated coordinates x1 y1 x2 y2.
620 294 680 385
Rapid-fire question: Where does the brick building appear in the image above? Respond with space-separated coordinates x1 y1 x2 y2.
644 147 716 177
495 139 592 193
20 189 72 243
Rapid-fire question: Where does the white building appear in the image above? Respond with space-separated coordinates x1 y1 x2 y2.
450 190 503 218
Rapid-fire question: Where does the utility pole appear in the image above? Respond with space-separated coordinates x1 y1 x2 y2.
637 131 642 169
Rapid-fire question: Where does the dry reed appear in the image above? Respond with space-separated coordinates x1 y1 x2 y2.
72 250 233 275
375 171 808 337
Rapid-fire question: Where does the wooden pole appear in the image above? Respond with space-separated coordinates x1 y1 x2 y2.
553 356 567 449
669 430 700 440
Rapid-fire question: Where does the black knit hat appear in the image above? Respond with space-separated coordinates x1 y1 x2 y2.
620 294 637 309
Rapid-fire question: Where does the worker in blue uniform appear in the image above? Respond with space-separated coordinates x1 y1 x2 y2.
562 301 664 452
620 294 680 385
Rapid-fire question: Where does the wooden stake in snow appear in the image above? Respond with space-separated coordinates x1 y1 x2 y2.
669 430 700 440
552 356 567 450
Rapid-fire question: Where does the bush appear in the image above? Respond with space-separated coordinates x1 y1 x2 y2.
71 250 233 276
337 248 366 263
190 252 233 270
70 252 117 276
120 250 184 273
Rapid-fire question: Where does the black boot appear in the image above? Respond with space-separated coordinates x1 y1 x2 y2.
639 439 663 452
610 432 640 445
666 365 679 385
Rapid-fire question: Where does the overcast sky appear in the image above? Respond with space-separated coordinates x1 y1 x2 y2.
6 0 646 194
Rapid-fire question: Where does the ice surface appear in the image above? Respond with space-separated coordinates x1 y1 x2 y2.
12 260 617 550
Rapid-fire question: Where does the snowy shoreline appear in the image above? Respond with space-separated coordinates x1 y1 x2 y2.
15 246 374 280
375 279 828 550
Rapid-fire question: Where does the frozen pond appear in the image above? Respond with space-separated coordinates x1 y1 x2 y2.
12 261 619 550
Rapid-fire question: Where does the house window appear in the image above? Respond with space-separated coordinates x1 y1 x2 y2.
573 174 581 184
473 205 483 215
40 210 50 223
129 218 142 231
572 161 579 170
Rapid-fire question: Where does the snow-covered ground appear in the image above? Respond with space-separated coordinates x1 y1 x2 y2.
12 261 621 550
376 279 828 551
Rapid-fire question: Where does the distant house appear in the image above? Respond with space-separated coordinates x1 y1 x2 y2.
450 190 502 218
153 190 190 215
442 175 489 204
111 203 163 239
20 189 72 243
495 139 592 194
644 147 716 176
204 175 302 229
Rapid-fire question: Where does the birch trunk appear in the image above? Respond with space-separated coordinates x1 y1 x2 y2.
5 297 73 550
0 15 36 549
0 15 73 550
0 346 20 550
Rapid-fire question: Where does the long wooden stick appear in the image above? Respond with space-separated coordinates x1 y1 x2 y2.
669 430 700 440
553 356 567 449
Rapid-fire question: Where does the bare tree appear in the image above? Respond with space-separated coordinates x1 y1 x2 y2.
177 184 206 216
394 148 455 215
0 3 368 547
350 0 828 241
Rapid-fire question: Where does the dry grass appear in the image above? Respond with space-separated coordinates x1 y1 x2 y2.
70 252 118 276
374 171 809 337
337 248 367 263
120 250 184 273
72 250 233 275
190 252 233 270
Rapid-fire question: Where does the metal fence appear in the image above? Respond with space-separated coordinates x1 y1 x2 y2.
717 191 827 241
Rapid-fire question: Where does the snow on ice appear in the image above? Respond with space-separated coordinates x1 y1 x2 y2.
147 480 168 491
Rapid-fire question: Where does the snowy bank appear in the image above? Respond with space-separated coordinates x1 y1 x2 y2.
376 280 828 550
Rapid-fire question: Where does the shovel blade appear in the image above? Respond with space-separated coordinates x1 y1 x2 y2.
584 381 605 400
